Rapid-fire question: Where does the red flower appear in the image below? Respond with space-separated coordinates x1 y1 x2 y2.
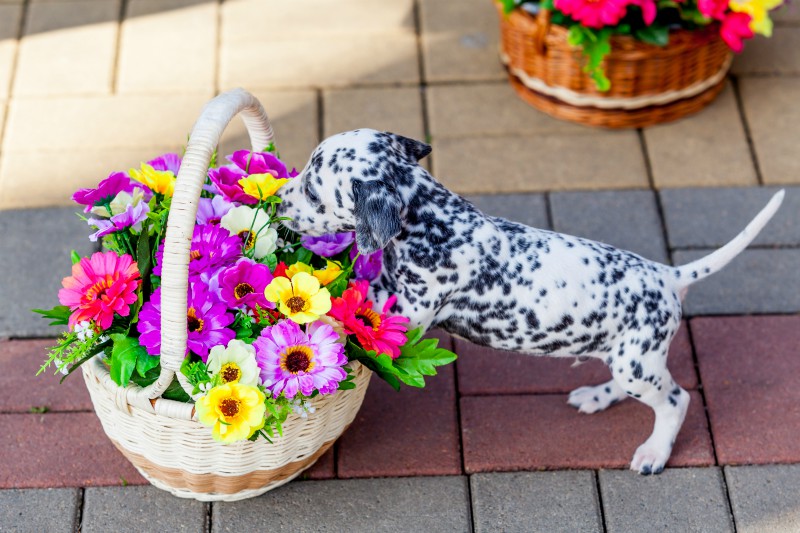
328 281 409 359
721 12 754 52
272 261 289 279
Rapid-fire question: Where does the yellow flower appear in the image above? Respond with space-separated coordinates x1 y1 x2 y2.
264 272 332 324
730 0 781 36
238 173 289 201
286 262 314 278
129 163 176 197
196 383 266 443
313 260 343 286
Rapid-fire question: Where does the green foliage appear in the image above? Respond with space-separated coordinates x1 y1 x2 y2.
37 331 109 378
181 356 212 395
567 26 612 92
70 250 82 265
635 25 670 46
108 334 151 387
32 305 71 327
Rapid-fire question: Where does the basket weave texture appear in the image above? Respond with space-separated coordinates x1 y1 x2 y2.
496 2 734 128
80 88 372 502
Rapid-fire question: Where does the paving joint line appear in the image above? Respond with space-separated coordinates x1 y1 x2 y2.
0 0 30 149
213 0 222 96
204 501 213 533
638 129 674 264
730 75 765 186
109 0 129 94
543 192 555 230
73 487 85 533
316 88 324 144
593 469 609 533
720 466 740 533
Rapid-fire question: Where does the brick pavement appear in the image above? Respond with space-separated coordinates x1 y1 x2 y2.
1 0 799 531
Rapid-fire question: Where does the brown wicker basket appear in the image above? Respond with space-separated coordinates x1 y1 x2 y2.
495 2 733 128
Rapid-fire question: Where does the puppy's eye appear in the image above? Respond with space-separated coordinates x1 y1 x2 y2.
304 179 321 205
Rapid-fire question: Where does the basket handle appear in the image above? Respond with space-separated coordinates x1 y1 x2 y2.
155 88 275 395
532 8 551 54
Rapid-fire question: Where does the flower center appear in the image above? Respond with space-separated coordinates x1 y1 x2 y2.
187 307 204 333
286 295 307 314
219 397 240 418
238 230 256 251
207 217 221 225
190 250 202 261
220 363 242 384
356 308 382 331
84 278 113 303
234 282 255 300
282 345 315 374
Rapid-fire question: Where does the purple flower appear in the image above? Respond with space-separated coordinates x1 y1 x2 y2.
196 195 234 225
254 320 347 399
229 150 294 179
351 244 383 281
208 165 257 205
72 172 141 213
137 283 235 360
300 232 355 257
148 153 181 175
219 259 275 311
87 199 150 242
153 223 242 277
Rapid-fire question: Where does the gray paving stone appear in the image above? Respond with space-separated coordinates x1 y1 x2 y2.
725 464 800 533
672 249 800 315
661 186 800 248
212 476 472 532
0 488 79 533
465 193 550 230
471 471 603 533
550 190 670 264
0 207 96 338
82 486 206 533
599 468 734 533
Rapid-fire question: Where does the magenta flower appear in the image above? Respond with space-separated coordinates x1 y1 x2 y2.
153 223 242 277
149 153 181 175
229 150 295 179
72 172 141 213
554 0 630 28
219 259 275 310
196 195 234 225
698 0 728 19
301 232 355 257
87 199 150 242
350 243 383 281
721 11 754 52
208 165 257 204
254 320 347 399
137 283 235 360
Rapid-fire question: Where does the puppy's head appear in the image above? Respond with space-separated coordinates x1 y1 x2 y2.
278 129 431 254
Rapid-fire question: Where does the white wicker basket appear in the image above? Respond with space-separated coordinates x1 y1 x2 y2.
81 88 372 502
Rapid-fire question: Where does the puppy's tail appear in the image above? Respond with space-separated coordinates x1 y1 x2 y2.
673 190 784 288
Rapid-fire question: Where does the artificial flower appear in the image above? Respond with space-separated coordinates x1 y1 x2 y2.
698 0 729 19
729 0 780 36
87 195 150 241
220 205 278 259
351 244 383 281
58 251 141 330
554 0 631 28
253 319 347 398
300 232 355 257
72 172 143 214
196 382 266 443
721 11 755 51
137 283 235 359
328 280 409 359
148 153 181 175
238 173 289 201
129 162 176 197
206 339 261 386
229 150 296 178
630 0 657 24
208 165 256 204
153 223 242 278
272 261 289 278
286 262 314 278
263 272 332 324
313 260 343 286
196 195 234 225
219 259 274 310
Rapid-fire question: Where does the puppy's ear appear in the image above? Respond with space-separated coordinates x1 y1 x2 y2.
390 133 432 162
352 179 402 255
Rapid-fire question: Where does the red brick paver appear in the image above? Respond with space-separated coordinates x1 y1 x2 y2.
1 340 92 413
455 321 697 395
460 391 713 472
0 412 146 489
692 315 800 465
303 448 335 480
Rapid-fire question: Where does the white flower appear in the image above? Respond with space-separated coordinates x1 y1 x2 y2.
89 188 146 218
73 320 95 341
220 205 278 258
291 398 316 419
206 339 261 386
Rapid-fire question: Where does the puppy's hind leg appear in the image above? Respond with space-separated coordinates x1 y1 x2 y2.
568 379 628 414
611 347 690 475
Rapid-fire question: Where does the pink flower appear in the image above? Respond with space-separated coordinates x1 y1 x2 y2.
58 251 141 330
698 0 729 19
555 0 631 28
721 11 754 52
631 0 657 25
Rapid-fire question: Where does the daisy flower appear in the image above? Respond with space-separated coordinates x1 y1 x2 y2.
253 319 347 399
208 165 255 205
196 195 234 225
264 272 332 324
153 223 242 278
328 280 409 359
58 251 141 330
219 259 274 310
220 205 278 259
137 283 235 360
87 194 150 242
72 172 149 215
196 382 266 443
554 0 630 28
206 339 261 386
229 150 295 178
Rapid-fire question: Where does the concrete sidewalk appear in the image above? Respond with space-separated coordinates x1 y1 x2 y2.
1 0 800 532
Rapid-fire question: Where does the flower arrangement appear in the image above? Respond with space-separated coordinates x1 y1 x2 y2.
35 145 456 444
500 0 783 90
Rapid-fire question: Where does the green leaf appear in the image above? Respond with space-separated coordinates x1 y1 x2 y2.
325 275 349 298
567 25 585 47
32 305 71 326
635 25 669 47
162 379 192 402
346 340 402 391
500 0 518 14
136 229 152 280
108 335 147 387
70 250 82 265
264 253 278 272
392 328 458 388
295 247 313 265
135 351 160 378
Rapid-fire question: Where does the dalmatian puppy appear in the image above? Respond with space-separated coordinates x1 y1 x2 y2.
277 129 784 475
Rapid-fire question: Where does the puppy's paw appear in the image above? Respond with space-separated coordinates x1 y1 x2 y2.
630 443 671 475
568 383 624 414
